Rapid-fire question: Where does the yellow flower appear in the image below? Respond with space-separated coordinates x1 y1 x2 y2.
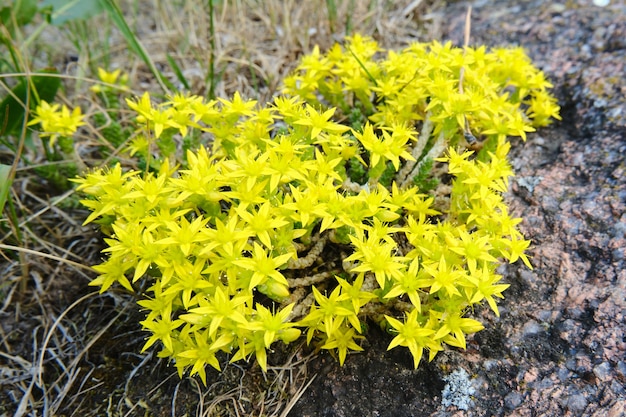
301 286 357 340
463 265 510 317
242 303 300 350
447 228 499 274
90 67 129 93
76 36 560 376
234 242 292 290
346 233 407 288
384 257 431 311
321 321 364 365
218 91 257 119
235 201 289 249
28 100 85 147
139 315 184 353
432 311 484 350
293 104 350 141
126 92 153 123
423 255 464 297
177 330 222 384
352 122 414 171
385 309 436 369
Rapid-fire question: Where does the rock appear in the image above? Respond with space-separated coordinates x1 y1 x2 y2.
561 393 588 414
504 391 524 410
593 362 612 382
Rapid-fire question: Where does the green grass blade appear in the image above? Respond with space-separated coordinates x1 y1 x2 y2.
345 0 355 35
166 53 190 90
326 0 338 32
98 0 172 94
347 46 378 87
207 0 216 99
0 164 11 216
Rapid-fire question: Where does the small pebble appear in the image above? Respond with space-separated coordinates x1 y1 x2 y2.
504 391 523 410
484 359 499 371
611 380 625 396
593 362 612 381
557 367 571 381
616 361 626 378
536 377 555 391
562 393 588 413
522 321 543 337
518 269 536 286
536 310 552 322
565 357 578 372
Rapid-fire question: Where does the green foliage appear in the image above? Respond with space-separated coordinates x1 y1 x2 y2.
75 35 559 382
0 0 123 193
3 66 134 190
0 0 38 36
0 69 61 138
412 157 439 193
39 0 103 26
0 66 85 190
0 164 11 215
92 113 124 147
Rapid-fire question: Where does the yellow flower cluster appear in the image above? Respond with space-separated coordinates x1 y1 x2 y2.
283 34 561 141
76 35 559 380
27 100 85 147
90 67 130 94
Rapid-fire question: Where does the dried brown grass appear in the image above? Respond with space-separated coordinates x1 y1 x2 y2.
97 0 446 101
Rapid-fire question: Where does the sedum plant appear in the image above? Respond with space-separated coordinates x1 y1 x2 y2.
74 35 560 383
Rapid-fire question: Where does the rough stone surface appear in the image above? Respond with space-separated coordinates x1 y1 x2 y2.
290 1 626 416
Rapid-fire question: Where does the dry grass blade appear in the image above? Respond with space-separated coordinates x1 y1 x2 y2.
0 243 96 273
49 301 130 414
277 373 317 417
14 291 98 417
